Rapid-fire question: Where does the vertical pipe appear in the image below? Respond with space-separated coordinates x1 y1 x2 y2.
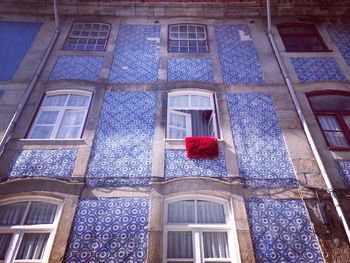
54 0 59 30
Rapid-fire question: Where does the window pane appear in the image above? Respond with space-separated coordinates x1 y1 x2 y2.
43 95 67 107
30 126 53 139
191 95 211 108
36 111 59 125
0 234 12 260
324 131 349 147
25 202 57 225
303 36 323 51
169 95 189 107
170 113 186 129
283 36 301 51
169 127 186 139
318 116 341 131
57 127 81 139
203 232 229 259
61 111 85 126
0 202 27 225
16 233 49 260
67 95 90 107
168 200 195 223
309 95 350 111
343 116 350 129
167 231 193 259
197 201 225 223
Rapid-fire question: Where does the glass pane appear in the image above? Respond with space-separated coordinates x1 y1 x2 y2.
25 202 57 225
43 95 67 107
37 111 59 125
169 127 186 139
169 95 189 107
57 127 81 139
167 231 193 259
197 201 225 223
325 132 349 147
30 126 53 139
303 36 323 51
309 95 350 111
168 200 195 223
0 234 12 260
61 111 85 126
191 95 211 108
0 202 28 225
203 232 229 259
343 116 350 129
67 95 90 107
16 233 49 260
318 116 341 131
170 113 186 129
283 36 301 51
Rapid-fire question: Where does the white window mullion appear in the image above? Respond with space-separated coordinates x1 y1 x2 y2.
193 230 201 263
50 108 66 139
5 231 21 263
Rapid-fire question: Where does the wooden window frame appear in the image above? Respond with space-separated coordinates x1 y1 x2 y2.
277 23 331 52
307 90 350 151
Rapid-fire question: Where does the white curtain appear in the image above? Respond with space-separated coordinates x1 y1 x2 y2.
168 201 195 223
0 202 27 225
16 233 49 260
167 231 193 259
318 116 349 147
58 110 85 138
25 202 57 225
0 234 12 260
43 95 67 107
67 95 89 107
191 95 211 108
203 232 229 259
197 201 225 224
169 95 189 108
37 111 59 125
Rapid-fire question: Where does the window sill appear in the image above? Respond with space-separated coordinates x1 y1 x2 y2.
15 138 87 146
165 138 224 150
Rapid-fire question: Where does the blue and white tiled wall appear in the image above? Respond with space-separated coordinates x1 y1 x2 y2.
65 197 149 263
327 24 350 67
335 160 350 190
7 149 78 178
86 91 156 187
246 198 323 262
227 93 297 188
109 25 160 83
215 25 264 85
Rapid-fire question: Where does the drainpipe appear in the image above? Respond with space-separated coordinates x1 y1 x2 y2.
265 0 350 244
0 0 61 156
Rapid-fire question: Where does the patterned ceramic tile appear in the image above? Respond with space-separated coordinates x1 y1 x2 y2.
215 25 264 85
291 57 347 83
8 149 77 178
327 24 350 67
86 91 156 187
335 160 350 190
49 56 103 81
109 25 160 83
227 93 297 188
167 58 214 83
246 198 324 263
164 149 227 178
65 197 149 263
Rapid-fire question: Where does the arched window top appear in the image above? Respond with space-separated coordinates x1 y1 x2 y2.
307 91 350 111
277 22 330 52
168 91 214 110
166 197 228 224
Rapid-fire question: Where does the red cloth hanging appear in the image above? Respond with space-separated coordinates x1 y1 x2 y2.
185 136 219 159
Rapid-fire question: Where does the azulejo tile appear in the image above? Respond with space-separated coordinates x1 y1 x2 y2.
327 24 350 67
167 58 214 83
226 93 297 188
8 149 77 178
246 198 324 263
164 149 227 178
215 25 264 85
65 197 149 263
335 160 350 190
86 91 156 187
49 55 103 81
109 25 160 83
291 57 347 83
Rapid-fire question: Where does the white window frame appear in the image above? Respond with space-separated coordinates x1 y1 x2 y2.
166 91 219 140
163 195 239 263
27 90 92 140
0 196 63 263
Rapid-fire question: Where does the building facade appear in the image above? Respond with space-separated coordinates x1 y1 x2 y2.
1 0 350 262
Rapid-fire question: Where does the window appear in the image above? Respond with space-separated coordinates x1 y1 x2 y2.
0 198 62 263
277 23 330 52
28 91 91 139
307 91 350 150
168 24 209 53
167 92 219 139
64 23 110 51
164 197 235 263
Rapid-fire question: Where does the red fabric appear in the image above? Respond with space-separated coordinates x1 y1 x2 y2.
185 136 219 159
